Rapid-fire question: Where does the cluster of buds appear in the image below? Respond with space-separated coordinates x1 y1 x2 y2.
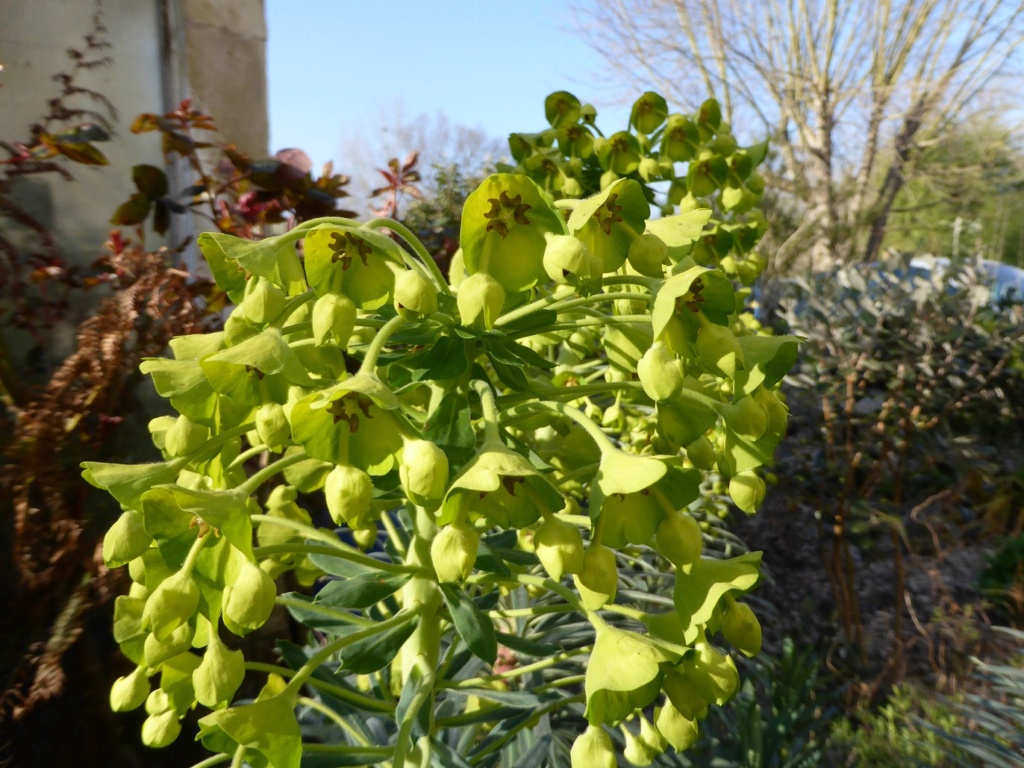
88 89 793 768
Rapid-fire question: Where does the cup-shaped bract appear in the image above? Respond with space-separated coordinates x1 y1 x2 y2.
325 464 375 527
627 233 668 277
655 701 700 751
430 521 479 583
394 268 438 318
575 544 618 609
684 435 716 471
255 402 290 451
696 322 744 378
141 709 182 748
584 623 677 725
728 471 766 515
637 342 684 402
543 233 594 285
571 725 616 768
681 643 740 706
722 600 762 657
457 272 505 330
655 510 702 567
222 559 277 636
312 292 357 348
110 665 150 712
164 416 210 458
241 276 287 325
534 515 585 580
193 631 246 709
103 510 153 568
399 439 449 506
142 569 200 641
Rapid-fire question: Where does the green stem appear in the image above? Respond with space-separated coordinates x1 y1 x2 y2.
538 400 618 453
180 530 209 577
245 662 394 712
486 603 575 619
273 594 375 627
466 571 584 613
271 289 315 329
302 743 393 755
237 451 309 496
359 314 407 372
230 745 246 768
469 694 586 764
507 314 649 340
599 274 658 289
471 379 502 442
300 696 373 746
439 648 588 690
547 291 652 315
227 443 270 470
187 422 256 466
190 753 232 768
363 218 451 294
249 517 415 573
497 381 642 406
282 608 420 698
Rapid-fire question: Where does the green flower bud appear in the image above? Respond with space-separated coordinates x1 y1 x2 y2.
638 156 660 183
141 709 181 748
683 643 739 705
627 233 668 277
599 170 619 190
222 559 277 636
110 666 150 712
325 464 375 527
695 322 743 378
685 436 716 471
752 386 788 440
224 307 258 345
622 723 658 766
164 416 210 458
142 570 200 641
352 524 378 550
145 688 171 716
571 725 616 768
400 440 449 506
430 521 479 583
575 543 617 609
312 292 357 347
394 269 438 317
637 342 684 402
729 471 765 514
193 632 245 709
144 622 194 667
655 702 699 751
724 397 768 440
534 515 585 580
655 510 702 567
103 510 153 568
254 402 290 452
241 277 287 325
457 272 505 330
543 234 592 284
722 600 762 656
662 667 709 719
561 175 583 197
639 714 668 753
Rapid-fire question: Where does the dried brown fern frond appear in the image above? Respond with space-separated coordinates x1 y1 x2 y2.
0 237 210 723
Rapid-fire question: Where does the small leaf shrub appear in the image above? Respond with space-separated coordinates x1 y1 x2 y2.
89 92 794 767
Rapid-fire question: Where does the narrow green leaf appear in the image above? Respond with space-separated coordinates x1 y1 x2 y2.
495 631 561 658
339 616 418 673
315 572 409 610
441 584 498 665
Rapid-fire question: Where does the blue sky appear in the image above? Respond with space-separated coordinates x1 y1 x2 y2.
266 1 631 172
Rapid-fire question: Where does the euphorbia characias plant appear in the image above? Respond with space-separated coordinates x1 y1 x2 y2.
88 92 797 767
